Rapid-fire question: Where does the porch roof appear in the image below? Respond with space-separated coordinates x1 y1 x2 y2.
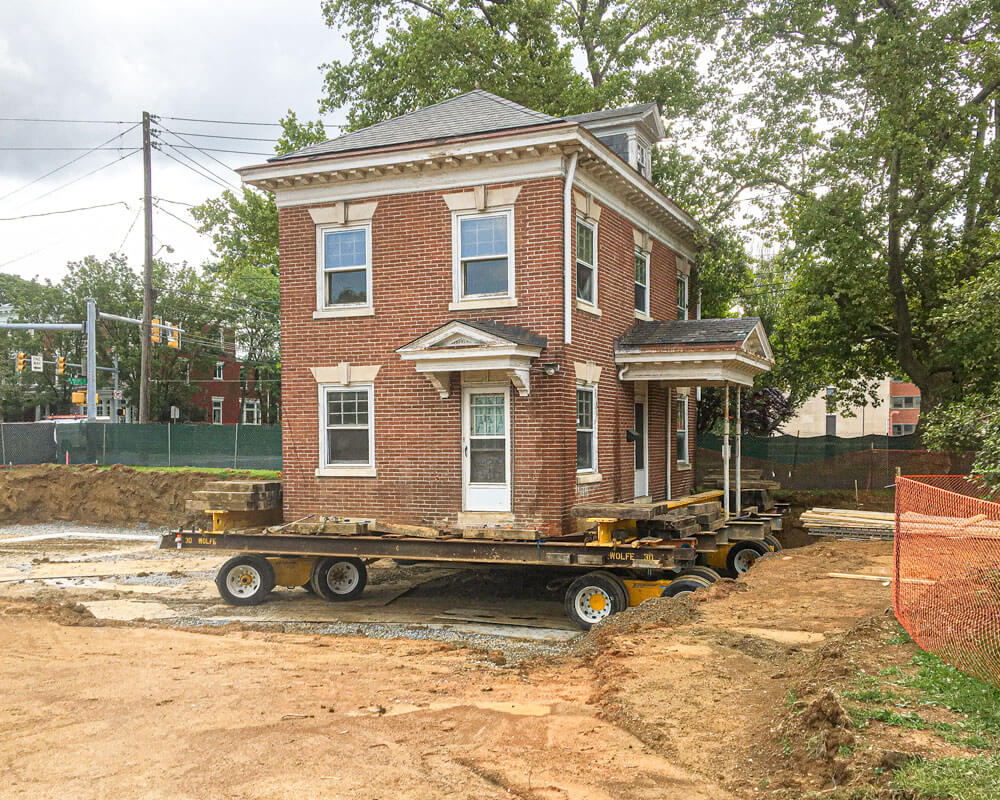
614 318 774 387
397 319 547 398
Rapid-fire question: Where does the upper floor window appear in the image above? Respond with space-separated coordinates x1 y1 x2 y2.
214 362 224 380
636 141 651 179
891 395 920 409
677 273 689 320
317 224 372 312
576 219 597 305
453 210 514 301
634 249 650 316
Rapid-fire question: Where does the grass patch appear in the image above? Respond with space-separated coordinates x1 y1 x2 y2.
900 651 1000 737
892 755 1000 800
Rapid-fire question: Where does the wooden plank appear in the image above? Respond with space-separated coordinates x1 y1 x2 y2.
460 527 541 541
570 501 670 520
372 522 446 539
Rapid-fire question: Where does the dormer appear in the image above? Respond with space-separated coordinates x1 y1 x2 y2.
565 103 665 181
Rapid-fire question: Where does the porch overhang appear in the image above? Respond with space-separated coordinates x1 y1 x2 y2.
613 317 774 387
397 320 546 398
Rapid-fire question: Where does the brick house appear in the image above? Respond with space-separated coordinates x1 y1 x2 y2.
239 91 773 536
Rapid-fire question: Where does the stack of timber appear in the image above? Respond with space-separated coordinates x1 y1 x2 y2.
801 507 895 540
186 480 282 513
701 469 782 513
571 491 728 540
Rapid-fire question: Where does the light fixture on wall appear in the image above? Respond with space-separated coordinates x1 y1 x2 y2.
542 363 561 376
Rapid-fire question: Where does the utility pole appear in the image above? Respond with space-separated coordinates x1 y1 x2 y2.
85 298 97 421
139 110 154 424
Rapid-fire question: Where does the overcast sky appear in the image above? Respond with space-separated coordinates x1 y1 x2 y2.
0 0 350 285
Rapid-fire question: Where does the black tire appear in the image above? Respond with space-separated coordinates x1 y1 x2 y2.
564 571 628 630
763 534 783 552
312 557 368 602
661 578 706 598
301 582 315 594
679 566 723 584
726 540 769 576
215 555 275 606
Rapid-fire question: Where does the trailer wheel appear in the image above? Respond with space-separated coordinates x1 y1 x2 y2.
564 572 628 630
763 534 783 552
301 582 315 594
312 557 368 601
726 540 769 576
216 555 275 606
661 578 707 598
678 566 723 584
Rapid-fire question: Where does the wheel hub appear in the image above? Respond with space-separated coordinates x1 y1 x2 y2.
733 548 759 573
226 565 261 598
326 562 360 594
575 587 612 624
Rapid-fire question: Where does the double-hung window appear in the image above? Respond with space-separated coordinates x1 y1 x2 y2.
576 387 596 472
677 273 689 320
318 225 371 311
212 397 224 425
321 384 374 469
576 219 597 305
676 395 689 464
242 399 261 425
454 210 513 301
214 361 224 380
634 249 650 316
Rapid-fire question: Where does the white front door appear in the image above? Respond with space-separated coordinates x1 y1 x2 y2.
462 385 511 511
634 398 648 498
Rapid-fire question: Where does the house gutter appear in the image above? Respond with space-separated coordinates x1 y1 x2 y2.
563 151 579 345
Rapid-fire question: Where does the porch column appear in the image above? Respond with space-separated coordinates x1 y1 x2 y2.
666 388 672 500
723 383 730 518
735 385 742 517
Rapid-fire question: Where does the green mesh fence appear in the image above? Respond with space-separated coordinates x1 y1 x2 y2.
46 423 281 470
696 433 974 491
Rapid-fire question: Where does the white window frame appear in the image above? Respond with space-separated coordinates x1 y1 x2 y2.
634 248 650 317
213 361 224 380
317 382 376 477
315 223 374 317
242 398 261 425
451 208 516 306
211 397 224 425
676 395 689 465
677 272 689 320
576 385 598 475
575 217 598 307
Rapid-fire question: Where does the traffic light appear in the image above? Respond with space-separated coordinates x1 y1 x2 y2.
167 323 180 349
15 352 25 372
151 318 161 343
56 355 65 375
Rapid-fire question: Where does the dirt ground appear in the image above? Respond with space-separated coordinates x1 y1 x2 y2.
0 520 919 799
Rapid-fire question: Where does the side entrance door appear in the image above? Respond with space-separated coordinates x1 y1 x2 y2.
634 398 648 498
462 384 511 512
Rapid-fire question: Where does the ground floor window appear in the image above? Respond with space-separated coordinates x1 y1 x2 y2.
212 397 223 425
321 384 373 467
576 387 596 472
242 398 261 425
676 395 689 463
892 423 916 436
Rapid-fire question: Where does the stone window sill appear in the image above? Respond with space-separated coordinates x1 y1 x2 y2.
575 299 602 317
676 462 691 472
313 307 375 320
315 466 377 477
634 310 652 321
448 297 518 311
576 472 603 486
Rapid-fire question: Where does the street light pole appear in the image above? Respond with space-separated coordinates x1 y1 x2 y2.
138 110 154 424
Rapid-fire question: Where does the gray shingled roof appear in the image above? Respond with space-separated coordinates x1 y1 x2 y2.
270 90 560 162
461 319 547 350
565 102 660 125
618 318 761 348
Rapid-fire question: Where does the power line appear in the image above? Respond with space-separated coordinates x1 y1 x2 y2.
153 121 253 174
154 145 233 191
152 197 196 207
117 206 144 251
0 146 141 151
0 122 140 203
155 115 284 127
28 149 141 205
153 201 202 232
0 200 130 221
166 131 278 143
0 117 140 124
153 130 240 187
159 144 272 156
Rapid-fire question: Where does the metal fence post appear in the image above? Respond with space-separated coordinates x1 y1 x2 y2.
102 424 106 464
1 423 5 466
167 423 171 468
233 423 239 469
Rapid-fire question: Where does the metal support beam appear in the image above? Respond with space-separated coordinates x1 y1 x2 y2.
0 323 83 331
735 385 742 517
85 298 97 421
723 383 730 519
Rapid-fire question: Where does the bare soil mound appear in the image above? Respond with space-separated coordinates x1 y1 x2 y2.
0 464 241 527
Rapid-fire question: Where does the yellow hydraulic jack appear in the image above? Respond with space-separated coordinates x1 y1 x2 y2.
206 508 282 532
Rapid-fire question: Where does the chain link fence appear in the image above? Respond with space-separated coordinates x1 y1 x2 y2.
0 421 281 470
894 475 1000 687
696 433 974 491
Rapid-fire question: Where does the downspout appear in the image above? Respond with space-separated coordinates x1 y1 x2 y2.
563 151 579 345
666 388 672 499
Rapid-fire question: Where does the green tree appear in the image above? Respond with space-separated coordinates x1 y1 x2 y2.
720 0 1000 417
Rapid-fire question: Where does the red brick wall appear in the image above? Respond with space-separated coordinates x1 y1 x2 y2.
188 359 243 424
278 175 694 534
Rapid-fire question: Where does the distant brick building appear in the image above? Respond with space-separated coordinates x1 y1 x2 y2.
239 91 773 535
782 377 922 437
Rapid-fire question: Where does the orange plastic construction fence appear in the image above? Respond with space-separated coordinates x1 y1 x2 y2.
894 476 1000 686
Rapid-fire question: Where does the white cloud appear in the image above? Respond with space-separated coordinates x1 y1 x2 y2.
0 0 350 283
